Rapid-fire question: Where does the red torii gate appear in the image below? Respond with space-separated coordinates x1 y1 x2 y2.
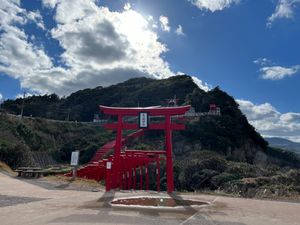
100 105 191 193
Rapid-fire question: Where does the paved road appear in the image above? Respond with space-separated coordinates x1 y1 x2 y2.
0 172 299 225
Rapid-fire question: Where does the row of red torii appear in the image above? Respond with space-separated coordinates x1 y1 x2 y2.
100 105 191 193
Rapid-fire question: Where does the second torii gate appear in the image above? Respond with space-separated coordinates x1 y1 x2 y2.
100 105 191 193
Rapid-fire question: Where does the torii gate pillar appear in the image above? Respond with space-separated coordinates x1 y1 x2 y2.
114 114 123 189
165 115 174 192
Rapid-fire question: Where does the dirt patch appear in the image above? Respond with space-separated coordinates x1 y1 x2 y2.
111 197 208 207
0 162 16 176
42 176 104 191
18 175 104 192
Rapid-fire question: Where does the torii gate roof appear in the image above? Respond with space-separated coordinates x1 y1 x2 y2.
100 105 191 116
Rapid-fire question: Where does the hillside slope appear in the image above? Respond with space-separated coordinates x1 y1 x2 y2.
0 113 111 169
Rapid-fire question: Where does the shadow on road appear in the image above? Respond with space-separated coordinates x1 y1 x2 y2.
169 193 246 225
168 192 199 213
97 190 115 208
15 176 76 190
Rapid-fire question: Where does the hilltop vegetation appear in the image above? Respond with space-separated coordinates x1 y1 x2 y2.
2 76 197 121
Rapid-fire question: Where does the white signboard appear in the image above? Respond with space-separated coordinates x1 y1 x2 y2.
139 112 149 128
70 151 79 166
106 162 112 169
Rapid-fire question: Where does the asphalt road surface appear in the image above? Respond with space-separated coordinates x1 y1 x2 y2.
0 172 299 225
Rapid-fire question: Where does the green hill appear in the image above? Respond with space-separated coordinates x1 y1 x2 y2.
1 75 268 159
1 75 300 197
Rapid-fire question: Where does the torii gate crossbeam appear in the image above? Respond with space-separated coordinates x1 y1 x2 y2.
100 105 190 193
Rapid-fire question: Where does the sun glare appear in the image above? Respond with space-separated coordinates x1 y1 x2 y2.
119 10 150 46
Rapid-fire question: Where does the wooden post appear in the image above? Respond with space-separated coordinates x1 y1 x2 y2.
72 166 77 180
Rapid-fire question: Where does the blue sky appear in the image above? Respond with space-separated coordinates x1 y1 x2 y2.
0 0 300 141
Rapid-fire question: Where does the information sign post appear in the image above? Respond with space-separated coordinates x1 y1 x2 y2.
70 151 80 180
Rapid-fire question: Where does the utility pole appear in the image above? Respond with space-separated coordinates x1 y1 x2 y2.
20 92 25 118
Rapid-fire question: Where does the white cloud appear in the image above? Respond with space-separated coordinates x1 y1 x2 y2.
267 0 300 26
253 57 272 66
0 0 172 95
42 0 59 8
175 25 185 36
254 58 300 80
0 93 3 102
0 1 53 85
123 3 131 11
0 0 45 29
15 92 34 99
237 99 300 142
237 100 280 121
159 15 170 32
280 113 300 123
0 0 209 96
191 76 210 91
189 0 240 12
0 0 26 27
260 65 300 80
27 10 45 30
49 1 173 80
